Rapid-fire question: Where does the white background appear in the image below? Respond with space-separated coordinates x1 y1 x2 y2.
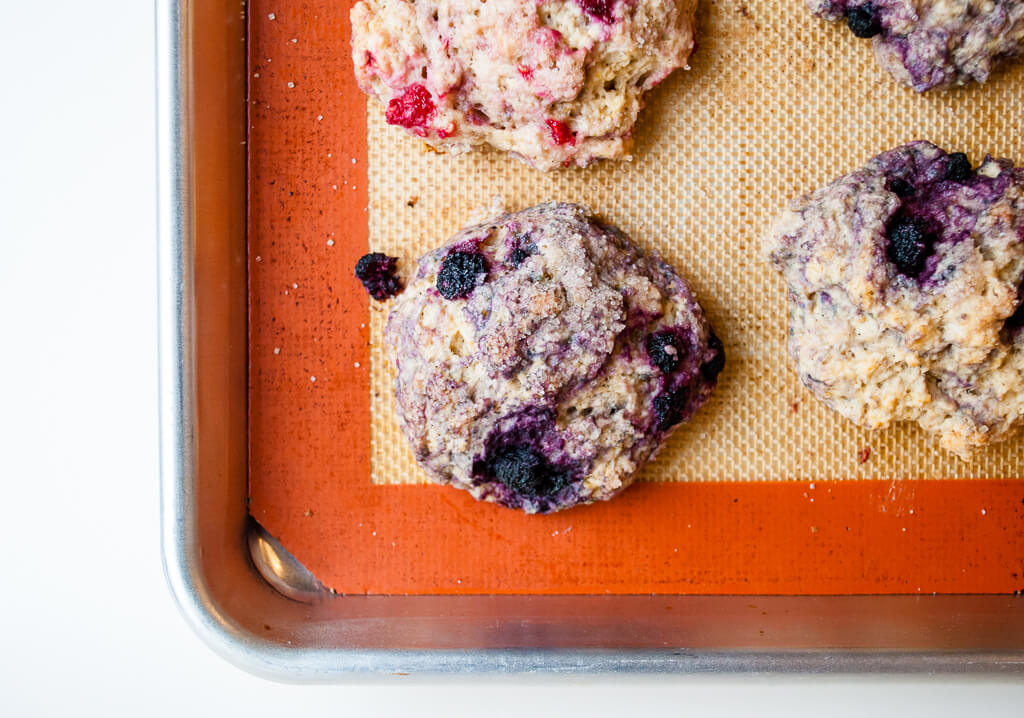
1 1 1022 714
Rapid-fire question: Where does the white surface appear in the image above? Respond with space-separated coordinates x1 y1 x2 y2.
0 1 1022 714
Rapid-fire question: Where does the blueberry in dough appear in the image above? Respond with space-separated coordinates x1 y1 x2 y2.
944 152 974 183
887 215 932 277
436 250 488 300
646 329 686 374
485 445 569 500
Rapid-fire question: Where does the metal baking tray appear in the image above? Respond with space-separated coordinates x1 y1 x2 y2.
157 0 1024 678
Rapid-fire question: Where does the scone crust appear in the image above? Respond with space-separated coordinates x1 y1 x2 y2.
351 0 697 169
765 141 1024 459
388 202 722 512
808 0 1024 91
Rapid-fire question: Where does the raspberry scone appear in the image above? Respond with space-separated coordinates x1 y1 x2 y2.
351 0 697 170
765 141 1024 459
387 202 724 513
807 1 1024 92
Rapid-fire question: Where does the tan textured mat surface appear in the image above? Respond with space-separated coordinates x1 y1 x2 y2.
366 0 1024 484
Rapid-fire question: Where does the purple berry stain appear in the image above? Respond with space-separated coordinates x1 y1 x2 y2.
385 83 435 129
472 408 580 509
354 252 402 300
436 250 488 299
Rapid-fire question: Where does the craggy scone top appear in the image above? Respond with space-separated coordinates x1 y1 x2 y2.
766 141 1024 459
351 0 697 169
387 202 723 512
808 0 1024 91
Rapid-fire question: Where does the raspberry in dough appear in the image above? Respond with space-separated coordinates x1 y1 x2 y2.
386 202 724 513
765 141 1024 459
351 0 697 170
807 1 1024 92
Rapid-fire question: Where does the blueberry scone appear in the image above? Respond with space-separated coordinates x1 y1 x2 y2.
807 1 1024 92
351 0 697 170
765 141 1024 459
387 202 724 512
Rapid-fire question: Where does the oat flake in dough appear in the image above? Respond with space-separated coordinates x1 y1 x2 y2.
765 141 1024 459
351 0 697 170
387 202 723 513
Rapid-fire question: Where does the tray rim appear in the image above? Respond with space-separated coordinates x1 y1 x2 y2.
157 0 1024 679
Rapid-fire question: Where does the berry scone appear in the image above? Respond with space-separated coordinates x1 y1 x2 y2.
386 202 724 513
350 0 697 170
806 1 1024 92
765 141 1024 459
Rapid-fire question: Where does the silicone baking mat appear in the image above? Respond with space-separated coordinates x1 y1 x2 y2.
247 0 1024 594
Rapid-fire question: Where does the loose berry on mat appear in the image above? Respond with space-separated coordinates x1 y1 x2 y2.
887 215 932 277
846 4 882 39
646 330 684 374
944 152 973 182
385 83 436 129
436 250 488 299
354 252 403 300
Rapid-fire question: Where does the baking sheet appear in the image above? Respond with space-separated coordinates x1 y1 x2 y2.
248 0 1024 594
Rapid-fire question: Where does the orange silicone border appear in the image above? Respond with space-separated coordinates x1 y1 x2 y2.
247 0 1024 595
